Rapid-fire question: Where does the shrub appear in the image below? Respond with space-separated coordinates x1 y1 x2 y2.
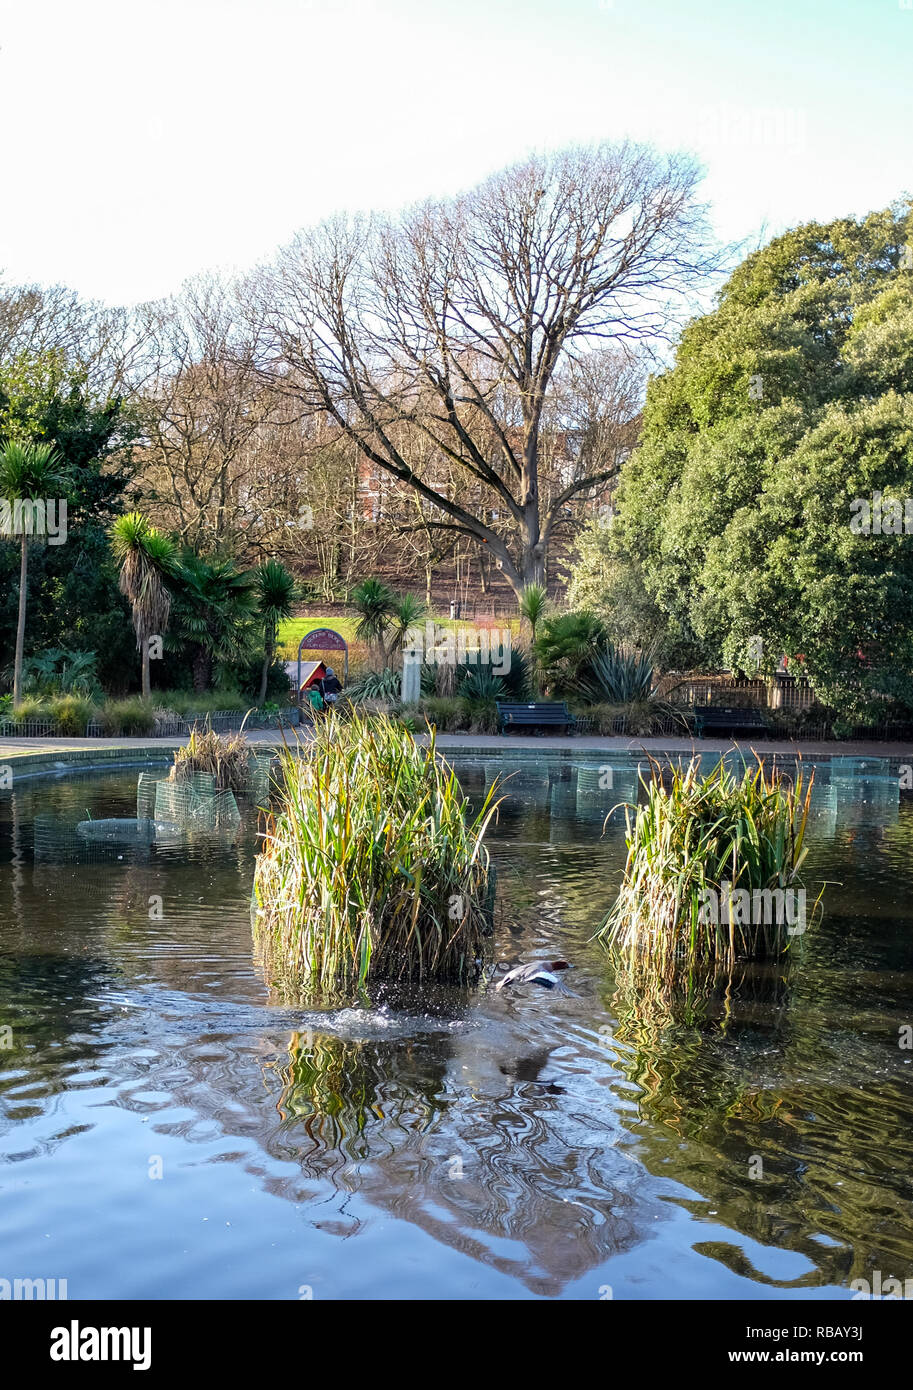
46 695 96 735
466 700 499 734
347 669 402 701
583 643 657 704
456 648 533 701
459 668 505 702
534 611 608 696
157 688 248 717
9 696 49 724
415 697 470 731
97 698 157 736
253 714 500 991
22 649 103 701
570 699 687 735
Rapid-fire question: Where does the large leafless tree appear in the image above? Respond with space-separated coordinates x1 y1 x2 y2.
256 141 714 595
133 275 300 554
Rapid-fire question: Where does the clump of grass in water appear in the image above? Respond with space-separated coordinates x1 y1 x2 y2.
252 712 500 991
596 755 821 976
170 721 254 794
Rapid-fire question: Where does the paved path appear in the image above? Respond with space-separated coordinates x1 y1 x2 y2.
2 730 912 770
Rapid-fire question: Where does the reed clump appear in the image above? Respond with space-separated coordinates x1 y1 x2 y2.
170 724 253 793
597 755 821 974
253 713 499 990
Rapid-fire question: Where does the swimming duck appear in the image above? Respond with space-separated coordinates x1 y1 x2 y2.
495 960 578 995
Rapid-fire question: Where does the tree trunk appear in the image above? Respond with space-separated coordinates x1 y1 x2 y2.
141 640 151 700
192 647 211 694
258 626 273 706
12 535 27 708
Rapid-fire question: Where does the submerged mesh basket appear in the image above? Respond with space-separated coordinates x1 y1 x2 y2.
245 750 280 805
153 773 241 832
136 771 160 819
33 815 161 864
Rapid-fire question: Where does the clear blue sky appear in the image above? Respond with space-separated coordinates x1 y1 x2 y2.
0 0 908 304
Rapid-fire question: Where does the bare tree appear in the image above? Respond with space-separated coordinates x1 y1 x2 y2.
0 280 147 398
133 274 299 553
256 141 713 596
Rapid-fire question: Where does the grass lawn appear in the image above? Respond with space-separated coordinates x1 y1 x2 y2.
277 612 523 661
277 616 361 658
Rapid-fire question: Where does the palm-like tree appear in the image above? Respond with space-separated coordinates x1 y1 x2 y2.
350 578 397 667
170 552 258 693
0 441 67 707
519 583 547 697
255 559 297 705
389 593 426 660
110 512 177 699
519 583 547 645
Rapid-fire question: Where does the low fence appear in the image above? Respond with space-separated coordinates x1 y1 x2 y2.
0 708 301 741
659 674 816 711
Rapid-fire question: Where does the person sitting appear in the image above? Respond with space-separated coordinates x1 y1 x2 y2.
317 666 343 707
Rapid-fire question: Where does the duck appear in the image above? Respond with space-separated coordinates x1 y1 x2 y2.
494 960 578 995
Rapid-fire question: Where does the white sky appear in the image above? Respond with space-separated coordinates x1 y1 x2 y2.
0 0 910 305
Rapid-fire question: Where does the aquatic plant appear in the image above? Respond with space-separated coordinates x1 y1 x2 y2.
253 713 500 990
597 755 821 973
170 723 254 793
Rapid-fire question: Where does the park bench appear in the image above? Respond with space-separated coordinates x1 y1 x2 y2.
693 706 769 738
496 700 576 734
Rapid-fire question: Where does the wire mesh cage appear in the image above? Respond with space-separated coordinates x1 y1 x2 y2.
153 772 241 833
245 749 281 805
32 814 158 864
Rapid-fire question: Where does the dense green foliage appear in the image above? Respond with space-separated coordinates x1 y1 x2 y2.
0 356 137 693
576 200 913 714
167 550 258 692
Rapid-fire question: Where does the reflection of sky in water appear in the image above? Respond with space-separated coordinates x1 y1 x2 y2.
0 754 912 1300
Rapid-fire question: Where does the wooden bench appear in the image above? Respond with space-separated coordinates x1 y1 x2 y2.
693 706 769 738
497 701 576 734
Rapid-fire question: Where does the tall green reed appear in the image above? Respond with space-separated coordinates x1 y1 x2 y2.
253 713 500 991
597 755 821 976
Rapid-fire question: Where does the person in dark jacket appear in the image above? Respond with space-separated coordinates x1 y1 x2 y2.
317 667 343 706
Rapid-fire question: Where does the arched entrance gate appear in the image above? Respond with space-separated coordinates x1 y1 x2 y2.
295 627 349 700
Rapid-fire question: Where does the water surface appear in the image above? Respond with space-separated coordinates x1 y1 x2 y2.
1 751 911 1299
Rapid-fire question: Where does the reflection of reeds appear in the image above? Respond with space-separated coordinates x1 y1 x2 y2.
275 1030 444 1146
609 953 793 1124
612 952 792 1041
253 714 500 991
597 755 821 975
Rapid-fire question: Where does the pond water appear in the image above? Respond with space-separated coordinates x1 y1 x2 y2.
1 751 912 1300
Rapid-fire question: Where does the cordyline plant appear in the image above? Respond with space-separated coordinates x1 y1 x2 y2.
597 755 822 977
109 511 176 699
252 713 500 991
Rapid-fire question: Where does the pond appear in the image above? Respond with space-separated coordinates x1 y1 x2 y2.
0 751 911 1300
